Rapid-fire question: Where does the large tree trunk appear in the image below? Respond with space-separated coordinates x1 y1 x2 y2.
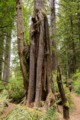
16 0 28 95
27 0 55 108
50 0 57 71
16 0 55 108
3 33 11 82
57 66 70 120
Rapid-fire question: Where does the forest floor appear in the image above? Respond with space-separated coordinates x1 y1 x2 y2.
58 92 80 120
0 92 80 120
1 102 16 119
70 92 80 120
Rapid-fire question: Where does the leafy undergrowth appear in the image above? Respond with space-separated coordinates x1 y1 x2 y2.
72 71 80 96
0 88 72 120
0 90 9 116
6 77 24 103
0 76 74 120
4 106 42 120
1 105 56 120
0 77 24 103
0 90 56 120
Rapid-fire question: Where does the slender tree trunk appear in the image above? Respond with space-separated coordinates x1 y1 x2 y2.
70 17 76 73
50 0 57 71
57 66 70 120
3 33 11 82
68 17 76 76
77 12 80 69
16 0 28 95
0 37 4 80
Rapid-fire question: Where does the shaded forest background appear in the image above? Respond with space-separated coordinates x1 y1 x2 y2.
0 0 80 120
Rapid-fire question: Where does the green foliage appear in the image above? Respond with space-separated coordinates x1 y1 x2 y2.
0 90 9 115
23 0 33 45
56 0 80 76
4 105 56 120
0 81 6 91
52 71 67 92
6 76 24 103
5 106 39 120
0 90 9 103
72 71 80 80
0 0 16 81
41 105 56 120
72 71 80 95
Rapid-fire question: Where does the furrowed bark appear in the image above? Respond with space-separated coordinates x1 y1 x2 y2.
35 15 44 107
27 16 40 105
27 0 55 108
44 15 52 93
34 0 43 11
43 14 55 110
27 34 36 105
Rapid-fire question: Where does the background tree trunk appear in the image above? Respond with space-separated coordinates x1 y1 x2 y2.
3 33 11 82
0 37 4 80
50 0 57 71
16 0 28 96
68 17 76 77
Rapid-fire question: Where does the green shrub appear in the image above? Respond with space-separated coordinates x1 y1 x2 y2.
0 90 9 115
4 105 56 120
5 106 39 120
72 71 80 80
72 71 80 95
0 81 7 92
6 76 24 103
40 105 56 120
